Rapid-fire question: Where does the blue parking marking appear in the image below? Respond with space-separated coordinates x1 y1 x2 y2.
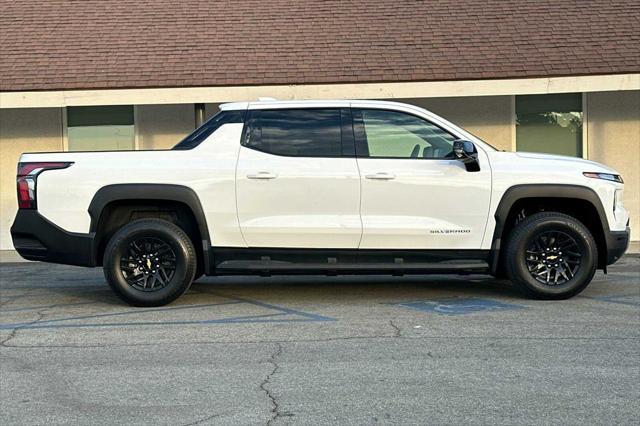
0 294 336 331
394 298 524 316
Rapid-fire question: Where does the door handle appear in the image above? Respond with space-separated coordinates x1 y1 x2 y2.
365 172 395 180
247 171 278 180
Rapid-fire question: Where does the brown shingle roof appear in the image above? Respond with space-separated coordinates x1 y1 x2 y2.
1 0 639 92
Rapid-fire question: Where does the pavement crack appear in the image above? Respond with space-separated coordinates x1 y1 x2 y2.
180 412 224 426
260 342 289 425
389 320 402 337
0 309 47 348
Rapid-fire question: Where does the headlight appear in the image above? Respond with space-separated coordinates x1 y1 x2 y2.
583 172 624 184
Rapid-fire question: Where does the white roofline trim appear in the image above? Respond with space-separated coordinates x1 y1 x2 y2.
1 73 638 109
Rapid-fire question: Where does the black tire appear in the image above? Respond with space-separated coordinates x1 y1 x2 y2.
504 212 597 300
103 219 197 306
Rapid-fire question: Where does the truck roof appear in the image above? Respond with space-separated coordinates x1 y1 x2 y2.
219 99 420 111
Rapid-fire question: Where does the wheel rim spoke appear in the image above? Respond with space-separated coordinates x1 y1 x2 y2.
119 236 177 292
524 229 583 286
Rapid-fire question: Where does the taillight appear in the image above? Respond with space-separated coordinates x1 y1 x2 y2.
16 162 72 209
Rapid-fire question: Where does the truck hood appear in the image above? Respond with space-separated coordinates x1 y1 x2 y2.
512 152 618 174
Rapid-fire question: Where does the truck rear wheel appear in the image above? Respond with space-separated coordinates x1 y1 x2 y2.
103 219 197 306
504 212 597 299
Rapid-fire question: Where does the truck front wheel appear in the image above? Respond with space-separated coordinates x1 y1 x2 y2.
103 219 197 306
504 212 598 299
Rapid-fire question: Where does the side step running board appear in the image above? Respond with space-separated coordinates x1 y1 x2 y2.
215 260 490 275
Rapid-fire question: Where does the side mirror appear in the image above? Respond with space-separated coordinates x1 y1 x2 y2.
452 140 480 172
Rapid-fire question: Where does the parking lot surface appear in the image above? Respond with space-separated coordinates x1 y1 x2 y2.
1 256 639 425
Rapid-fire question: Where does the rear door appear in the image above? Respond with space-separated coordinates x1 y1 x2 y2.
353 106 492 250
235 107 362 248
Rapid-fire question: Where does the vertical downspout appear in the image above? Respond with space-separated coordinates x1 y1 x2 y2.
194 103 205 128
582 93 588 159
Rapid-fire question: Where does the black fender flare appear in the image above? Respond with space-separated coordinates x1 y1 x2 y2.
88 184 212 273
489 184 609 273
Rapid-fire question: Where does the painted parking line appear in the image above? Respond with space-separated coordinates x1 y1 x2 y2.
214 293 334 322
393 297 524 316
0 301 101 313
0 294 336 331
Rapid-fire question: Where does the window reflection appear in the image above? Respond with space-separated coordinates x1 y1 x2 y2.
248 109 342 157
67 106 135 151
357 109 456 159
516 94 583 157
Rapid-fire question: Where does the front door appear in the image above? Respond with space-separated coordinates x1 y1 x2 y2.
235 107 362 248
353 107 492 250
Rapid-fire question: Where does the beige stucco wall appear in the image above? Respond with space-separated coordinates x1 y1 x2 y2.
0 108 64 250
136 104 195 150
401 96 514 151
587 90 640 243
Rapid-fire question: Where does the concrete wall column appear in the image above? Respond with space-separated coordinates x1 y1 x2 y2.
586 90 640 245
0 108 64 250
136 104 196 150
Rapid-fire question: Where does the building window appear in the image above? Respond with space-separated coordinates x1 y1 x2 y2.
67 106 135 151
516 93 582 157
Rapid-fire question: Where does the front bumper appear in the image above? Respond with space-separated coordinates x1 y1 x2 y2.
605 226 630 266
11 209 96 267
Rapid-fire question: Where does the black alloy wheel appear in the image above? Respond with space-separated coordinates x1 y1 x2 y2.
120 237 177 292
103 219 197 306
505 212 597 300
524 230 583 286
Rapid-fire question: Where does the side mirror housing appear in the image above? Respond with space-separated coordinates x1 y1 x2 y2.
453 140 480 172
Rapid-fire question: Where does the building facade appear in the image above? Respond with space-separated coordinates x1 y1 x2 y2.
1 1 639 256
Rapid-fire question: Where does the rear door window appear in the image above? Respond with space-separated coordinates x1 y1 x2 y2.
244 109 343 157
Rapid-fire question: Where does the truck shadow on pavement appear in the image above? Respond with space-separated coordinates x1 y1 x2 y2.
0 268 525 332
3 260 637 333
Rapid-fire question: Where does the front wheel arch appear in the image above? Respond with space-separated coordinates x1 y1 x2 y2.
489 184 609 275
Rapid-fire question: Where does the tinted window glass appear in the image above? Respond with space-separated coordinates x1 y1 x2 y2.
246 109 342 157
67 105 134 151
516 93 582 157
173 110 245 150
355 109 457 159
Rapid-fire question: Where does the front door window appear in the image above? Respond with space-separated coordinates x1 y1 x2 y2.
354 109 457 159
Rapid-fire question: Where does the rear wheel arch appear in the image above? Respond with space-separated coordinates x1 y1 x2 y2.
490 184 609 274
88 184 211 273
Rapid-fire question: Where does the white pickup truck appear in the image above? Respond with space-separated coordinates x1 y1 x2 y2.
11 100 630 306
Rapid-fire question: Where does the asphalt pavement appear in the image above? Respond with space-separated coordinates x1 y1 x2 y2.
1 256 638 425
